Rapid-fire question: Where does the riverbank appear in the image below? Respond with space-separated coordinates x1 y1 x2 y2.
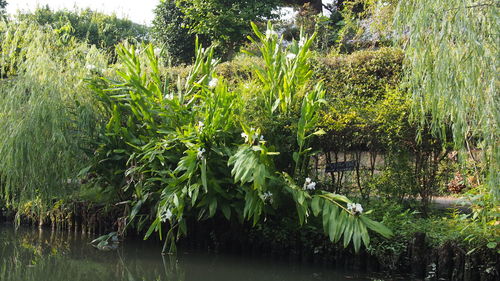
1 199 498 281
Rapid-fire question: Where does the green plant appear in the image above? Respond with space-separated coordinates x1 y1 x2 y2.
0 21 107 216
175 0 280 58
395 0 499 202
18 7 149 52
88 23 393 254
152 0 196 64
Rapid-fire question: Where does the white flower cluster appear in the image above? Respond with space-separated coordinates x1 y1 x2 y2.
298 38 306 47
286 53 296 60
197 147 206 159
161 209 173 222
85 64 97 71
265 29 277 38
347 202 363 214
241 128 264 144
165 93 174 100
262 191 273 203
154 47 161 57
208 78 218 89
198 121 204 132
85 64 102 72
303 178 316 191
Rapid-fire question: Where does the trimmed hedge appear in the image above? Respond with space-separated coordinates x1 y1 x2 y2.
312 47 404 100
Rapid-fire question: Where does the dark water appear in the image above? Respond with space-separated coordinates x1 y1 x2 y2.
0 224 387 281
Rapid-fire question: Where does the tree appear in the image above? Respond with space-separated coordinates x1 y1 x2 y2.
175 0 281 58
0 0 7 19
285 0 323 13
18 7 149 51
152 0 196 64
394 0 499 199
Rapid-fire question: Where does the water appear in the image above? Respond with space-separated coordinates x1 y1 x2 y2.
0 224 383 281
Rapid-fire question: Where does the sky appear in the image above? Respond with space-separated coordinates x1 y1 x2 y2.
6 0 335 25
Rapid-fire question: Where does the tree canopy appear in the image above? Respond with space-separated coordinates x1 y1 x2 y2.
18 6 149 51
175 0 281 57
394 0 499 199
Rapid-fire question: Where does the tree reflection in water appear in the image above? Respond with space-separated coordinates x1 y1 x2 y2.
0 225 373 281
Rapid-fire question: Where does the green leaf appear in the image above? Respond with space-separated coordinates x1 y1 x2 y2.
343 215 354 248
201 157 208 192
312 129 326 136
208 198 217 217
311 196 322 216
359 216 393 238
487 242 497 249
144 217 160 240
327 205 340 242
352 220 361 252
221 204 231 220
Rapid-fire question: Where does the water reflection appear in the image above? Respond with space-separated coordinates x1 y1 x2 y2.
0 224 374 281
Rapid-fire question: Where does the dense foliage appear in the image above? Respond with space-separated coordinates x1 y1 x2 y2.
86 23 392 253
395 0 499 198
154 0 281 58
151 0 195 64
0 0 497 269
0 21 106 202
0 1 6 19
17 7 149 51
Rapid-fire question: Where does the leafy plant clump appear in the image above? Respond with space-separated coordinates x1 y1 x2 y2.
88 22 392 253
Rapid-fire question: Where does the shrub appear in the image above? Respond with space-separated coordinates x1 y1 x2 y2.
17 7 149 52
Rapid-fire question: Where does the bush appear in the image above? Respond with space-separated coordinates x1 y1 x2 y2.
17 7 149 52
312 47 404 99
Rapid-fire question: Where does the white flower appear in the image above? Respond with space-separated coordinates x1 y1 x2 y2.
211 59 218 65
85 64 97 71
208 78 218 89
355 203 363 214
161 209 172 222
198 121 204 132
135 49 141 55
265 29 277 38
262 191 273 203
241 132 249 142
303 178 316 190
154 47 161 56
298 38 306 47
260 135 264 141
197 148 206 159
347 202 363 214
286 53 296 60
347 203 354 211
165 93 173 100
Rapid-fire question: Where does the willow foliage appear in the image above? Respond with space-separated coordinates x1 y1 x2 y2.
394 0 499 198
0 22 107 207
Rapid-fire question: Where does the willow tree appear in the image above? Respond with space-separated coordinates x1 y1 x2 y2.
0 22 107 217
394 0 499 200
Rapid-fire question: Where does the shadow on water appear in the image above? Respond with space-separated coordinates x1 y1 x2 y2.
0 224 396 281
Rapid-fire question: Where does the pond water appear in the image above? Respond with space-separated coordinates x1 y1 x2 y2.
0 224 387 281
